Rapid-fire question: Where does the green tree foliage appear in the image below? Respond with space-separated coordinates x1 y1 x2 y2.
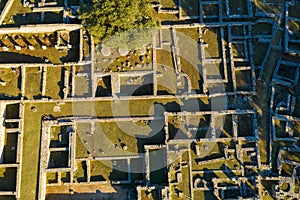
80 0 159 45
103 28 154 50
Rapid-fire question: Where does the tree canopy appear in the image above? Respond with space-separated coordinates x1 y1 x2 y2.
80 0 159 45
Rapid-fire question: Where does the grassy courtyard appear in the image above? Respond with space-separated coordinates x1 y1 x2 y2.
19 98 185 199
0 68 21 97
201 27 222 59
45 67 63 99
24 67 42 99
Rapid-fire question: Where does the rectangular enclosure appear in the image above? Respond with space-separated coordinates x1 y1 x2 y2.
0 68 21 98
201 27 222 59
24 67 42 99
149 148 168 184
0 167 17 191
235 70 252 91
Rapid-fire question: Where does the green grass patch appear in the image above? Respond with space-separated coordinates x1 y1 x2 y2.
176 165 191 198
201 27 221 59
75 161 87 182
61 172 70 183
46 172 58 184
90 160 111 182
151 7 179 21
24 67 42 99
0 68 21 97
156 49 174 68
160 0 177 8
45 67 63 99
20 99 184 199
75 132 89 159
98 122 139 153
191 141 240 171
176 28 199 41
20 102 73 199
0 32 77 64
2 0 32 25
180 56 202 92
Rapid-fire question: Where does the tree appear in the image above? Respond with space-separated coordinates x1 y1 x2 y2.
80 0 159 45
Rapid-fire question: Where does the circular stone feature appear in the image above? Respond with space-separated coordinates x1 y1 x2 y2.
100 45 111 57
31 106 37 112
139 55 145 62
118 47 129 56
122 145 128 150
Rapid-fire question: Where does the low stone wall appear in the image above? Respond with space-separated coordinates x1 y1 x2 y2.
0 24 82 34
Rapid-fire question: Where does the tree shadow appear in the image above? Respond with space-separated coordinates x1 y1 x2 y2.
0 52 45 63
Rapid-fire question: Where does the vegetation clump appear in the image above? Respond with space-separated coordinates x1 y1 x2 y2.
80 0 159 45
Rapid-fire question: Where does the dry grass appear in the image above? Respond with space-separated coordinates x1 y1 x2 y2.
46 172 57 184
90 160 112 181
20 102 73 199
156 49 174 68
160 0 177 8
180 56 201 91
45 67 63 99
0 68 21 97
201 27 221 59
2 0 32 25
0 33 68 64
24 67 42 99
176 28 199 41
151 7 179 21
